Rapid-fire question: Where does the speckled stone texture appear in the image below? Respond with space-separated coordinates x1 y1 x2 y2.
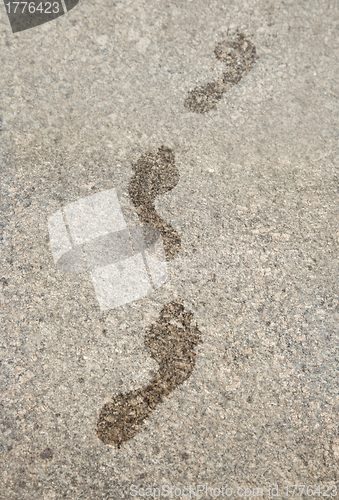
1 0 339 499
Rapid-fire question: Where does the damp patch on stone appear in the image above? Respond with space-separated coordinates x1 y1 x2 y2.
184 33 258 113
128 146 181 260
96 302 202 447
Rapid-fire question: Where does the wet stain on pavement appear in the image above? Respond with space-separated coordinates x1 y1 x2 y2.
96 301 202 447
128 146 181 260
184 33 257 113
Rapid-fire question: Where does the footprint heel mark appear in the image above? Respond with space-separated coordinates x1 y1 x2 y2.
96 301 202 447
184 33 258 113
128 146 181 260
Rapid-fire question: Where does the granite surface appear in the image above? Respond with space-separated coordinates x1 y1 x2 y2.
1 0 339 498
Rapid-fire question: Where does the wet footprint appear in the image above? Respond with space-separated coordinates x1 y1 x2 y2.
128 146 181 260
184 33 257 113
97 302 202 447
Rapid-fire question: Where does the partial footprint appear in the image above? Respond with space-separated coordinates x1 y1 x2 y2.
97 302 202 447
128 146 181 260
184 33 257 113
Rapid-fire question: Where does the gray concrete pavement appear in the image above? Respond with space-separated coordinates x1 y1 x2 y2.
1 0 339 498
